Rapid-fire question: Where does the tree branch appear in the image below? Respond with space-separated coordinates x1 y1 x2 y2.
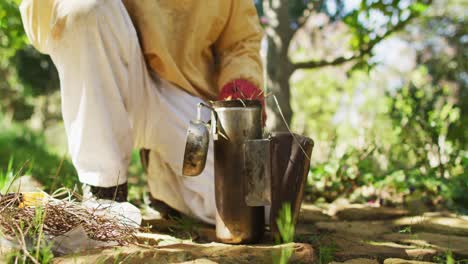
292 13 419 71
293 54 362 70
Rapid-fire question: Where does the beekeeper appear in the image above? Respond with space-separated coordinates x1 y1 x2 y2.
19 0 265 225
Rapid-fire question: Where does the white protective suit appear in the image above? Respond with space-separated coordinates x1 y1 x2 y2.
20 0 217 224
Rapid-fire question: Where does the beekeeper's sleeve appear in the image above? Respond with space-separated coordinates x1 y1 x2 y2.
215 0 264 92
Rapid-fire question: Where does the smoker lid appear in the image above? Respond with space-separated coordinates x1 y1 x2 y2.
211 100 262 108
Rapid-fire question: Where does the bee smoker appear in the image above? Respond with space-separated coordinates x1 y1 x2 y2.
182 100 313 244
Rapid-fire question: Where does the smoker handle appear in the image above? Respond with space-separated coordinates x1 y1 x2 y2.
197 102 221 140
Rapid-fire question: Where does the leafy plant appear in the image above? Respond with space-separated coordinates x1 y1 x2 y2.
272 203 295 264
6 206 54 264
276 203 295 244
446 250 455 264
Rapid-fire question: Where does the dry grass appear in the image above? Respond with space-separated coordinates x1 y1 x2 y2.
0 193 138 245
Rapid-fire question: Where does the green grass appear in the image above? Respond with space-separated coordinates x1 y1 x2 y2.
432 249 468 264
318 244 336 264
0 157 17 194
398 226 412 234
0 126 78 192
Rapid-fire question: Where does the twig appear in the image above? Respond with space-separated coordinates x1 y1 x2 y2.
272 95 311 161
35 206 46 261
5 160 31 194
50 154 66 191
13 222 40 264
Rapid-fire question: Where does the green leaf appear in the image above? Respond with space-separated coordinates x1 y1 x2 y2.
409 2 428 14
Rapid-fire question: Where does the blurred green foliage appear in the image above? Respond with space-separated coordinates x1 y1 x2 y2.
1 0 59 124
293 0 467 212
302 67 467 211
0 0 24 58
0 124 78 191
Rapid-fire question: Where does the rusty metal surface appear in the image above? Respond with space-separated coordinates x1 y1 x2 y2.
213 100 265 244
269 132 314 241
182 103 214 177
244 138 272 207
182 120 210 176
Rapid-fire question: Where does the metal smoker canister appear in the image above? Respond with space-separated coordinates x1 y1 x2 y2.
212 100 264 244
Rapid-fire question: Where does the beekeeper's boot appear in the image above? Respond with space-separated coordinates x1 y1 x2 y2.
83 182 128 202
82 182 142 227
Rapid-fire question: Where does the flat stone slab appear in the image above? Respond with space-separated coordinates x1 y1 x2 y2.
53 242 315 264
391 213 468 237
384 232 468 258
306 208 468 262
328 234 436 262
315 220 393 238
177 259 219 264
330 258 379 264
0 237 19 263
383 258 435 264
299 203 332 223
323 199 410 221
334 206 410 221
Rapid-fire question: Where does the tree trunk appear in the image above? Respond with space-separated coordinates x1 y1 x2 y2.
265 36 294 132
263 0 295 132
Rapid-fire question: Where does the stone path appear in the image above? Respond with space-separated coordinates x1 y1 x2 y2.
51 201 468 263
296 202 468 263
